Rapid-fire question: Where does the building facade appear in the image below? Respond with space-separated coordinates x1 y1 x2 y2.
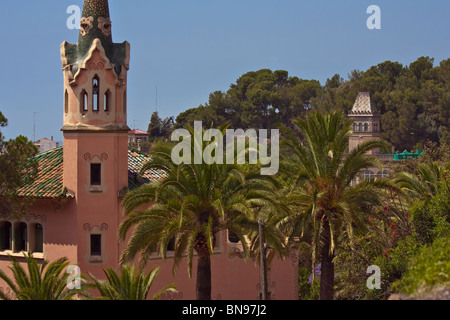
348 91 391 182
0 0 298 300
34 138 59 153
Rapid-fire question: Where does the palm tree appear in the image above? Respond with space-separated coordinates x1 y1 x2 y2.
88 265 177 300
279 111 390 300
119 125 287 300
0 253 86 300
394 162 444 201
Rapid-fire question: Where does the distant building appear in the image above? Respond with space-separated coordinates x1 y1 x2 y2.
348 92 390 183
348 92 382 155
34 137 59 153
128 129 151 146
347 91 425 184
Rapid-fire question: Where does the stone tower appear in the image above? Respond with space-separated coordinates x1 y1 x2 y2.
60 0 130 275
348 92 381 155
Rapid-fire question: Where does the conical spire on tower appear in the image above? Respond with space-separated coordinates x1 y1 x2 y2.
61 0 130 87
78 0 113 59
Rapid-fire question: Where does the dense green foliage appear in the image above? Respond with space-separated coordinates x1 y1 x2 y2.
0 254 87 300
175 57 450 151
0 111 38 219
396 234 450 296
279 111 390 300
329 160 450 300
176 69 321 130
88 265 176 300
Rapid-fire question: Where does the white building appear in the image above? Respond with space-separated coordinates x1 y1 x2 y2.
34 137 59 153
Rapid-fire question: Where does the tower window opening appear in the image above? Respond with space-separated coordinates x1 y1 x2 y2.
64 90 69 114
81 90 88 113
374 123 379 132
364 123 369 132
104 90 111 112
90 234 102 256
93 76 100 112
90 163 102 186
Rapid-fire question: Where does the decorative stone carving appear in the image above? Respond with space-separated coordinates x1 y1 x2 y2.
80 16 94 37
98 17 112 37
88 61 105 71
83 223 109 232
226 246 244 260
84 153 109 161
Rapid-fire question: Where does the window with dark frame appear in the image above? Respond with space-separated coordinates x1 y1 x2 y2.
0 222 12 251
93 76 100 112
104 90 110 112
90 163 102 186
14 222 28 252
34 224 44 253
81 90 88 113
167 237 176 252
90 234 102 256
228 231 240 244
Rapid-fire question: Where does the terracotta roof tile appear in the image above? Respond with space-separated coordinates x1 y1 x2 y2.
128 149 165 189
18 147 66 199
18 147 164 199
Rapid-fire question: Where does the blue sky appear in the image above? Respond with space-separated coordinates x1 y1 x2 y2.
1 0 450 142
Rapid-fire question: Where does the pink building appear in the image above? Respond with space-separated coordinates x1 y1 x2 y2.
0 0 298 300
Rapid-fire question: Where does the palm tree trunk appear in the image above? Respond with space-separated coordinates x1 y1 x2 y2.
196 250 212 300
319 219 335 300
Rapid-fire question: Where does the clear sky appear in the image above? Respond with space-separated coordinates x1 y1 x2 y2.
1 0 449 143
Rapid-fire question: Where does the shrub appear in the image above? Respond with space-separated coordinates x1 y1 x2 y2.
396 234 450 296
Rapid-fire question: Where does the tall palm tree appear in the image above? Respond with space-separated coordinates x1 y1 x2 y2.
279 111 390 300
119 125 287 300
0 253 87 300
88 265 177 300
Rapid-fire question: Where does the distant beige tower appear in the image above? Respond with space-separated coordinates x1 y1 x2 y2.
348 92 381 155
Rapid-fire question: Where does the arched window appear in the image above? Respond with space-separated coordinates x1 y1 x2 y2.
364 123 369 132
104 89 111 112
93 76 100 112
228 231 240 244
64 90 69 114
0 222 12 251
34 224 44 253
359 123 363 132
14 222 28 252
362 170 375 181
353 123 358 132
377 171 389 179
81 90 88 113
